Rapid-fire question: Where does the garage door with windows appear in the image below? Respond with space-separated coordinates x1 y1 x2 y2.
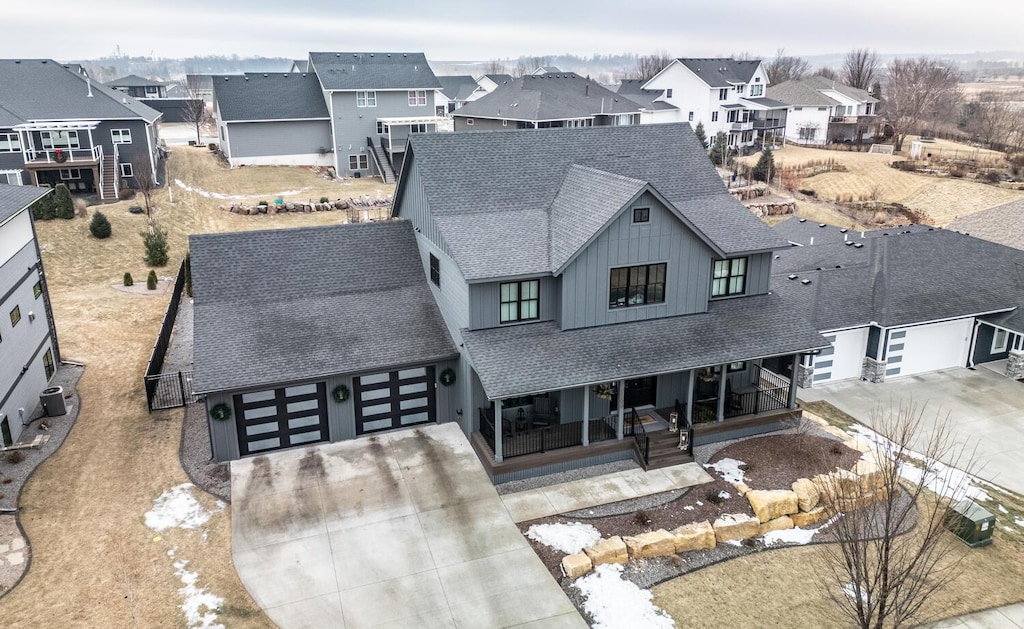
234 383 329 456
355 367 436 435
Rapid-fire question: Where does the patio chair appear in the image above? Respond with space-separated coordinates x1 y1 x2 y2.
532 397 554 429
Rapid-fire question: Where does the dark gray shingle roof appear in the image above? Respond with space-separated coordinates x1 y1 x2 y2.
483 74 513 85
453 73 640 121
948 198 1024 251
437 75 480 101
402 124 787 280
309 52 441 90
106 74 166 87
0 184 50 224
190 221 457 393
463 293 828 399
773 215 935 247
213 73 329 121
677 58 763 87
0 59 161 123
767 76 878 108
615 79 677 111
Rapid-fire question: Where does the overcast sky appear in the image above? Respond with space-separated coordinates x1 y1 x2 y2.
2 0 1018 60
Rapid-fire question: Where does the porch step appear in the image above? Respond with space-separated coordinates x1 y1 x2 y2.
368 142 395 184
640 430 693 471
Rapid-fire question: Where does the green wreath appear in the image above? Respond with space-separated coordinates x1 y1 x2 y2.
332 384 350 403
439 368 457 387
209 403 232 422
54 149 68 163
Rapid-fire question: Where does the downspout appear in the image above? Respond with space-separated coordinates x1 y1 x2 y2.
967 319 982 368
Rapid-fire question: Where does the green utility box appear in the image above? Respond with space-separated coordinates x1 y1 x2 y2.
945 499 995 548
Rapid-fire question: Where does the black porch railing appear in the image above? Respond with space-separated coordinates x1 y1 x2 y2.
478 407 617 458
623 408 649 465
682 365 791 425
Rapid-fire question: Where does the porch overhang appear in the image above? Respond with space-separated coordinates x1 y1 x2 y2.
376 115 447 126
14 120 101 131
462 292 830 400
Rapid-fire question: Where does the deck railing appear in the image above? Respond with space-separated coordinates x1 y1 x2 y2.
25 145 102 164
478 407 617 458
623 408 649 465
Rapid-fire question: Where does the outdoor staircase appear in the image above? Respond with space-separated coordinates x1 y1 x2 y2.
100 155 118 200
366 139 396 184
642 430 694 470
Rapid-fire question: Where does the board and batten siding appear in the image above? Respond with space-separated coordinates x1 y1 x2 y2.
224 120 333 165
394 155 451 257
735 251 772 297
468 276 559 330
560 192 715 330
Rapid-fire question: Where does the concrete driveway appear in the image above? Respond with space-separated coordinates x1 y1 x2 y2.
800 367 1024 495
230 422 586 629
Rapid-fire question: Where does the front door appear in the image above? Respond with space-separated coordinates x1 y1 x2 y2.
613 377 658 409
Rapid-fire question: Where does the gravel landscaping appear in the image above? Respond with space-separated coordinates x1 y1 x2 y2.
179 402 230 503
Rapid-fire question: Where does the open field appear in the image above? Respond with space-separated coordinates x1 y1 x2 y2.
0 148 393 626
741 137 1024 227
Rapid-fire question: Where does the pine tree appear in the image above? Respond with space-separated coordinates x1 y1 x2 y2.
141 222 169 266
146 270 158 290
709 132 729 166
123 272 133 286
694 122 708 150
53 183 74 219
30 194 55 221
753 146 776 182
89 210 112 238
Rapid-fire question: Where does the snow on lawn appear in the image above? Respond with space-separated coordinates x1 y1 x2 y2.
718 491 731 500
174 558 225 629
703 458 746 484
573 564 675 629
174 179 309 201
145 483 225 532
846 424 990 502
998 504 1008 514
526 522 602 554
762 514 840 547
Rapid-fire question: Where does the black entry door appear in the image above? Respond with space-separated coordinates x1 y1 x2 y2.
613 377 658 409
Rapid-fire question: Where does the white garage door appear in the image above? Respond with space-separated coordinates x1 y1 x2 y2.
813 327 869 384
885 319 972 378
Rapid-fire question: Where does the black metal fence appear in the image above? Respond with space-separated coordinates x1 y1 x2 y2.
479 408 617 458
143 258 192 412
624 408 649 465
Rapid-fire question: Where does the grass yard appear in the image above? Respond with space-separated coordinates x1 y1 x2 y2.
0 148 393 626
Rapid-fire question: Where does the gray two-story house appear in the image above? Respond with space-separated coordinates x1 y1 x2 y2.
0 59 163 199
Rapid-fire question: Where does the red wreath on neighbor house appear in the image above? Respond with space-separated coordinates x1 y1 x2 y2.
54 148 67 163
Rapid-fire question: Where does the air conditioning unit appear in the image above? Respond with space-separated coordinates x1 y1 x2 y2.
318 146 328 155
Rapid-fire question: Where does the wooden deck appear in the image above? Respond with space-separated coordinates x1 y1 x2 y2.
470 430 637 478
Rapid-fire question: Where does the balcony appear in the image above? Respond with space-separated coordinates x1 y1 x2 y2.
730 121 754 131
24 145 102 167
753 119 785 129
830 114 876 124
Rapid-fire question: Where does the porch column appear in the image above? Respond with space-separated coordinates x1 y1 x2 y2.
616 379 625 439
582 386 590 447
716 366 727 422
788 353 800 409
685 369 695 427
494 398 503 463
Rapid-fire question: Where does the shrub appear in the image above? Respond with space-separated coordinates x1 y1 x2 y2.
706 489 725 505
123 272 133 287
257 200 269 206
53 183 74 219
632 510 653 525
118 188 136 200
141 222 169 266
752 147 776 182
146 270 158 290
709 132 729 166
6 450 25 464
73 197 89 217
89 210 112 238
981 170 1002 183
319 196 330 203
30 194 55 221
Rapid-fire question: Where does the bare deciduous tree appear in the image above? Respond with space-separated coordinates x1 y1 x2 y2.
764 48 810 84
883 58 961 151
632 51 673 82
843 49 881 91
132 156 156 216
963 99 1022 149
817 404 979 629
181 75 209 146
513 56 550 78
483 59 506 75
815 66 839 81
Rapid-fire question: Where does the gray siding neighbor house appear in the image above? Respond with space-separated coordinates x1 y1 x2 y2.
0 59 163 200
0 184 60 447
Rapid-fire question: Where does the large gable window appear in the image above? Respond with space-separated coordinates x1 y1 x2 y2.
712 257 747 298
609 263 666 309
500 280 539 324
356 91 377 107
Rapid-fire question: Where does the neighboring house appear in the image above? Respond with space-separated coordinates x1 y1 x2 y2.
213 73 332 168
948 199 1024 251
0 59 163 199
106 75 168 99
290 59 310 73
436 75 485 113
183 74 216 106
772 217 1024 386
0 184 60 447
767 76 879 145
642 58 788 148
476 73 512 95
107 74 204 124
192 123 829 483
452 72 642 132
212 52 444 183
615 79 681 124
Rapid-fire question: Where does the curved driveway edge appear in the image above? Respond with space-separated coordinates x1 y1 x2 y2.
230 422 587 628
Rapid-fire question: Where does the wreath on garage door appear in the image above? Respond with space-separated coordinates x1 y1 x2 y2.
439 368 457 386
332 384 350 403
209 403 232 422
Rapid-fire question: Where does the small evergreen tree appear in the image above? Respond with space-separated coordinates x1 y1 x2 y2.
694 122 708 150
141 222 170 266
184 251 193 297
752 146 776 183
710 132 729 166
30 194 55 221
53 183 74 219
147 270 158 290
123 272 133 286
89 210 112 238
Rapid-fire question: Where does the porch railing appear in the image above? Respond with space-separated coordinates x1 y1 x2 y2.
623 407 649 465
25 145 102 164
478 407 617 459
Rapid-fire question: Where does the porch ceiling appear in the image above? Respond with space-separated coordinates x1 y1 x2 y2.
462 293 829 400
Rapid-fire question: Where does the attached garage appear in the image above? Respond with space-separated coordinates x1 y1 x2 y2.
354 367 437 435
884 319 972 378
233 383 329 456
813 327 868 384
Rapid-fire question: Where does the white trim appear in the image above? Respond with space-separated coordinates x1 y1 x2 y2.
821 309 1017 336
220 117 331 124
119 162 134 177
326 87 440 93
13 120 101 131
145 122 157 180
0 169 23 185
110 128 132 144
992 327 1009 353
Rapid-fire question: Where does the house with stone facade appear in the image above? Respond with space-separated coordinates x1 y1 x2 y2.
772 217 1024 386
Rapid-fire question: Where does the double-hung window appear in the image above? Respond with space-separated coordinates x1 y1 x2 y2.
41 130 79 150
408 90 427 106
0 133 21 152
356 91 377 107
500 280 539 323
429 254 440 287
718 88 728 100
348 154 368 170
750 84 763 97
711 257 747 297
609 263 666 309
111 128 132 144
992 328 1009 353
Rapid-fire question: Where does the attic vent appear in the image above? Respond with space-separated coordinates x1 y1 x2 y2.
836 265 842 269
816 267 822 271
14 60 20 64
818 223 826 228
263 73 268 78
798 218 807 223
844 241 854 246
387 54 391 57
839 228 848 233
801 279 812 285
283 74 288 78
302 73 306 78
853 243 864 248
369 53 374 57
788 274 798 280
404 54 408 57
774 255 780 260
244 77 248 81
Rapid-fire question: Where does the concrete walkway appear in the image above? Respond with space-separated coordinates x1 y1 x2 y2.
501 463 714 523
230 422 586 629
923 603 1024 628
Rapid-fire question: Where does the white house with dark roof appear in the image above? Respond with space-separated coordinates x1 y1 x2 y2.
436 75 486 113
767 76 879 145
0 184 60 447
0 59 163 199
641 58 788 148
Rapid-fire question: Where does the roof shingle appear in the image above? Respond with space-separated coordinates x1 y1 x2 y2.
309 52 441 90
213 73 329 121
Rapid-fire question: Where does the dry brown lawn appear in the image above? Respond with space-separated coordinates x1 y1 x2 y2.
742 139 1024 227
0 148 393 626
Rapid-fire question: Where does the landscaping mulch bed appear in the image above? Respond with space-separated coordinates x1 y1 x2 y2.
708 433 861 490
